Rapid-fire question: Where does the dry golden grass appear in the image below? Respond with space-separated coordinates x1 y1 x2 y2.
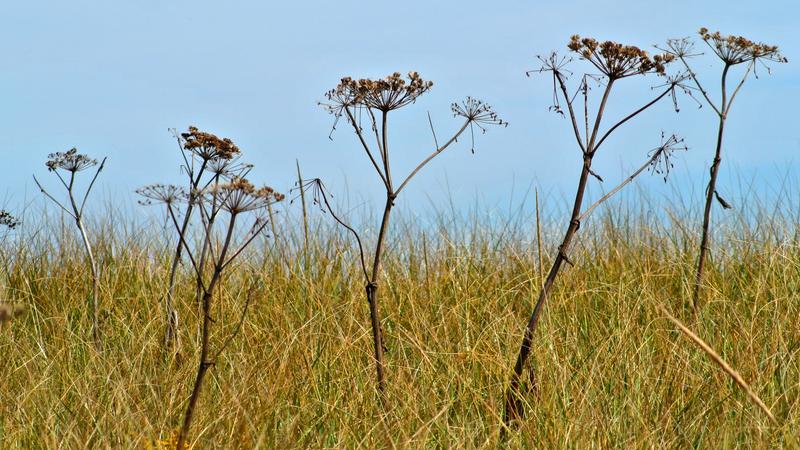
1 197 799 448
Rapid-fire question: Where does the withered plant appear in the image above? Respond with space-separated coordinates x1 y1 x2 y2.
33 148 106 346
662 29 787 311
504 36 689 427
144 127 251 355
314 72 506 401
140 176 283 449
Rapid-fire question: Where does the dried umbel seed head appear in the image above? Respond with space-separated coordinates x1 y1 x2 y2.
136 184 187 206
326 72 434 112
0 210 20 229
180 126 240 161
648 132 687 182
45 148 98 172
698 28 787 65
203 177 285 213
452 97 508 128
568 35 675 78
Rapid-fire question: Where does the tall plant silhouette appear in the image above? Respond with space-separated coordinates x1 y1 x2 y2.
154 127 251 355
315 72 506 402
504 36 688 427
139 176 283 449
33 149 106 347
662 29 786 311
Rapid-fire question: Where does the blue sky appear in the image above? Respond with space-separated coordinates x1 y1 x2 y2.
1 0 797 218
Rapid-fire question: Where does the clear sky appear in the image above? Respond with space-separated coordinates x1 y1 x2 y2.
1 0 797 219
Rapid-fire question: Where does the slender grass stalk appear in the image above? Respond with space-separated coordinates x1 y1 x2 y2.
296 159 309 269
658 304 776 423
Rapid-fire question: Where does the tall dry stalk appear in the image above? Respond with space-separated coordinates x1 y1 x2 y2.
33 148 106 347
313 72 506 402
140 176 283 450
504 37 688 427
148 127 250 355
661 29 787 311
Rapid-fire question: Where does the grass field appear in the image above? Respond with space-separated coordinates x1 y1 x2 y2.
1 193 799 449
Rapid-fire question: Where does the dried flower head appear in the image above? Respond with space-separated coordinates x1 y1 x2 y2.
568 35 674 78
45 148 98 172
203 177 284 213
180 126 240 161
451 97 508 153
648 132 687 182
0 210 20 229
325 72 433 112
136 184 187 206
698 28 787 65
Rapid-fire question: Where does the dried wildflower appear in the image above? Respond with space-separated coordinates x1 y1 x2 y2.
568 35 674 78
45 148 97 172
326 71 433 112
180 126 240 161
136 184 187 206
203 177 284 214
648 133 687 182
0 210 19 229
451 97 508 152
698 28 786 66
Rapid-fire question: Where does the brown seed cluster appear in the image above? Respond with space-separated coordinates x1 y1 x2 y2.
698 28 786 65
326 72 433 112
204 177 284 213
568 35 674 78
45 148 98 173
181 126 240 161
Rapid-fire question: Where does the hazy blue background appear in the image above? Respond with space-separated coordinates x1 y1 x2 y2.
1 0 797 219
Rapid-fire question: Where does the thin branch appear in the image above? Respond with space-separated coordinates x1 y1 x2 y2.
32 175 76 219
394 119 471 197
314 180 369 281
221 217 272 270
578 148 663 222
678 55 721 115
427 111 440 150
726 62 754 114
211 278 258 362
343 106 389 190
554 70 587 153
593 84 674 153
79 157 107 217
166 203 204 285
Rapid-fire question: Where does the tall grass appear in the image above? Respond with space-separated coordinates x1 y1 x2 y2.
1 188 799 448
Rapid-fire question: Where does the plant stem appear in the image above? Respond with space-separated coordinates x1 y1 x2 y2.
165 161 207 354
504 155 593 425
367 195 393 401
176 213 237 450
693 64 730 311
693 115 726 310
505 78 615 428
75 215 100 348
